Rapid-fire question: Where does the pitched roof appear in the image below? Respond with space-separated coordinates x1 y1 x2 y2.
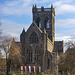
26 21 43 33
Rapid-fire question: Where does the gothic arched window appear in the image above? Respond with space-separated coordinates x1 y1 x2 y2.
44 17 50 28
36 17 41 28
30 32 38 43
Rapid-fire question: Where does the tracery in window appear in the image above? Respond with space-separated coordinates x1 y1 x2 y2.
30 32 38 43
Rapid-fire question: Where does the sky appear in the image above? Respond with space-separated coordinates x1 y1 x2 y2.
0 0 75 42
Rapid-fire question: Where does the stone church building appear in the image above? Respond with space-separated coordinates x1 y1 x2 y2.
20 5 63 74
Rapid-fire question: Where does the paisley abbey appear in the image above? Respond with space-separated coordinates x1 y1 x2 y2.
20 5 63 73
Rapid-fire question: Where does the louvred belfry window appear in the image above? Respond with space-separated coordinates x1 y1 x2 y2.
44 17 50 28
36 17 41 28
39 20 41 28
46 20 50 28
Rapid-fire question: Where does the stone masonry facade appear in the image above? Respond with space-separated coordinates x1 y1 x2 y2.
20 4 63 74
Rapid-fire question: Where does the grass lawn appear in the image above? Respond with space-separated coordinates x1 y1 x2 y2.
0 74 54 75
0 74 74 75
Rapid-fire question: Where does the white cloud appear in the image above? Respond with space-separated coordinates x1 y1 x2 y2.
54 0 74 6
0 0 48 16
55 4 75 15
0 0 75 42
55 34 71 41
2 20 30 41
0 0 32 16
0 0 75 16
55 18 75 41
55 29 75 44
53 0 75 15
56 18 75 27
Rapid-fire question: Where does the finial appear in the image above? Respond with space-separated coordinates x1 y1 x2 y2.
33 5 35 9
51 4 53 8
22 27 25 33
41 6 44 11
35 4 37 8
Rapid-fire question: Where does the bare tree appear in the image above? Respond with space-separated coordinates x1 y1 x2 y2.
9 38 22 73
0 18 2 47
0 18 22 74
0 18 2 49
0 50 3 59
59 40 75 74
64 41 75 74
0 18 2 35
0 36 22 74
0 36 12 74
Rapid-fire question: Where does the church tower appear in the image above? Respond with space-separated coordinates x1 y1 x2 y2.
32 4 55 43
